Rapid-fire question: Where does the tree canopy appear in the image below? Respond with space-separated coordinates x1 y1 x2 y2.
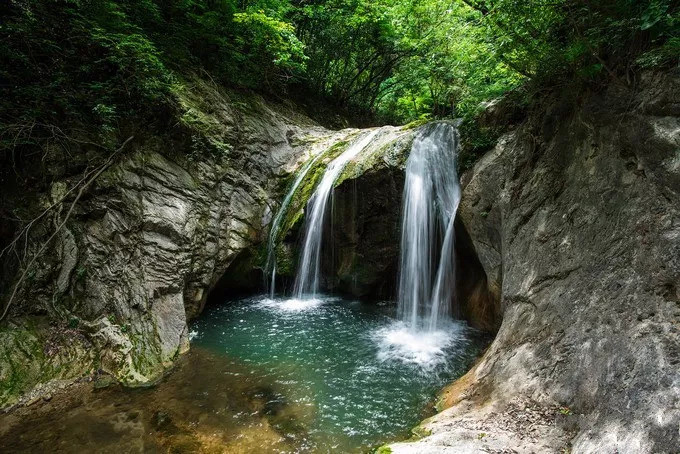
1 0 678 160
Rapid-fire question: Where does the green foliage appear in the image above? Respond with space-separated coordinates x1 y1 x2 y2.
291 0 412 109
372 0 525 124
0 0 306 165
637 36 680 69
233 10 307 86
375 0 677 124
0 1 172 153
1 0 676 168
289 0 677 124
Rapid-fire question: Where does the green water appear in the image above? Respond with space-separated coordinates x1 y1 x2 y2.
190 295 487 452
0 295 487 453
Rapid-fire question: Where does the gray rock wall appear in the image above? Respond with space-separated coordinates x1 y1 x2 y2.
325 127 413 298
0 82 351 404
390 72 680 453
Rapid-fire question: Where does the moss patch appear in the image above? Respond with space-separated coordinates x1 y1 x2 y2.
410 424 433 441
275 138 353 244
172 76 237 157
0 317 96 408
336 129 414 187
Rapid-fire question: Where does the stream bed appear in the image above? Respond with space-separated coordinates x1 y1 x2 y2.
0 295 487 453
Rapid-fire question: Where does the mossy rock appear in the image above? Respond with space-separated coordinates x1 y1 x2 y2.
0 317 96 408
93 374 117 390
274 138 354 245
336 128 415 187
274 242 298 277
171 76 236 157
410 424 433 441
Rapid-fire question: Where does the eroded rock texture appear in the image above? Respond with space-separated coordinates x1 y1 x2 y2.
264 125 416 298
325 127 413 298
0 82 353 404
390 73 680 453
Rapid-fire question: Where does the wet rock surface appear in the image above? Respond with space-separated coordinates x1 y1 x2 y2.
262 125 418 298
325 127 413 299
0 80 419 407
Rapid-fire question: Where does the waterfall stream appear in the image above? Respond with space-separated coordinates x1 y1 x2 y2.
293 130 379 298
265 151 326 297
397 123 461 331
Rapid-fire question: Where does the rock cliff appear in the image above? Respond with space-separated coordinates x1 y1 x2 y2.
389 72 680 453
2 67 677 454
0 79 356 406
0 78 419 407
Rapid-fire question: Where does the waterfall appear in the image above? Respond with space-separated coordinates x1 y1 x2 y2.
293 130 379 299
397 123 461 331
265 152 326 297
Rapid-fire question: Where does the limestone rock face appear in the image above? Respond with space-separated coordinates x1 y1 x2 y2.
390 72 680 452
266 125 417 298
0 82 351 404
0 77 416 405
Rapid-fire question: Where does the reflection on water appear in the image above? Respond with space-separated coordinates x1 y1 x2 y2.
0 296 488 453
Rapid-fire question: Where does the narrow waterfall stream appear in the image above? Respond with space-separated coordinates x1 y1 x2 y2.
265 150 326 297
293 130 379 298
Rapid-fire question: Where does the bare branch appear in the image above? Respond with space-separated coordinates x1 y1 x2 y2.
0 136 134 322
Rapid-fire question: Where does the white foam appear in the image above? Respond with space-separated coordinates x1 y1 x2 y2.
256 296 327 312
373 320 467 370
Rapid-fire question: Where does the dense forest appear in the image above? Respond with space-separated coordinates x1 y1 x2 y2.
1 0 678 164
